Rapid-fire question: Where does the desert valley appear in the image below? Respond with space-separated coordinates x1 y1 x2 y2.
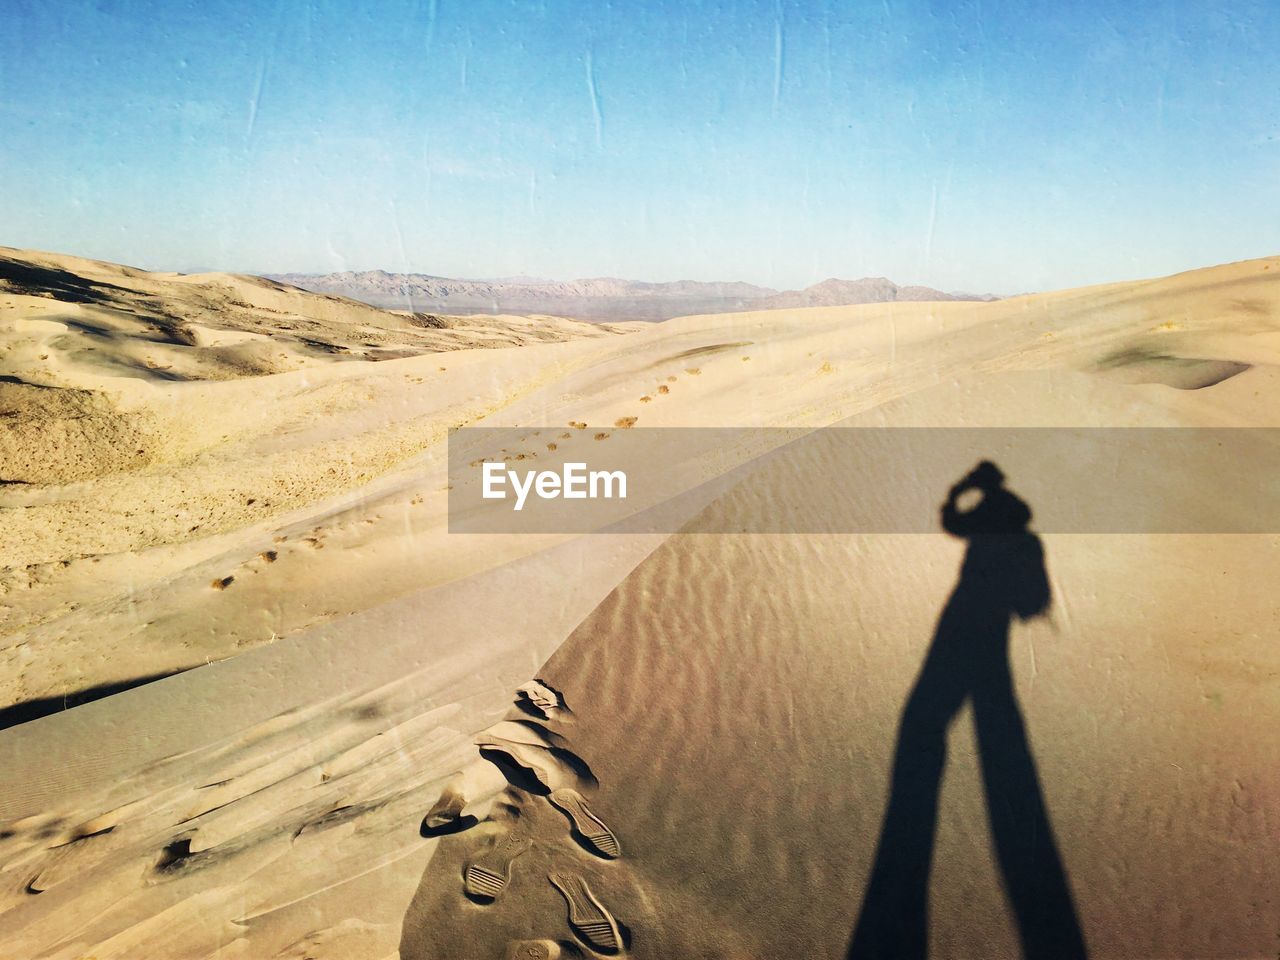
1 246 1277 958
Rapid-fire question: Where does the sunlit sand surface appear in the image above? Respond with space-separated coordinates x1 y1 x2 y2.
2 248 1278 957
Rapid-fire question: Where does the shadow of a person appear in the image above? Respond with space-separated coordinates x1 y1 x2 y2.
848 461 1087 960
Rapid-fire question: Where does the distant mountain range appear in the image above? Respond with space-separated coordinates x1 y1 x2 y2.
267 270 997 322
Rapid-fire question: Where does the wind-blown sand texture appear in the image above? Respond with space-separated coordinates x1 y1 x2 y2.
2 248 1279 958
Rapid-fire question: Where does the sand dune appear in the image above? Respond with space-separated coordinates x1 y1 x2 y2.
0 247 633 385
406 373 1280 959
2 250 1278 958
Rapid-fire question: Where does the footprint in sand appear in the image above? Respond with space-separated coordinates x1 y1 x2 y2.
421 681 575 835
548 788 621 859
549 869 625 955
422 783 470 835
464 830 533 902
516 679 566 720
421 755 509 836
476 735 595 795
477 719 570 752
504 940 563 960
418 678 636 950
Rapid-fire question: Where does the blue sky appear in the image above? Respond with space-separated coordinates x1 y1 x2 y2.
1 0 1277 292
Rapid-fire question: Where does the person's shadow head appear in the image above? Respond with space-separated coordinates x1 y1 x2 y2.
942 460 1049 622
946 460 1029 531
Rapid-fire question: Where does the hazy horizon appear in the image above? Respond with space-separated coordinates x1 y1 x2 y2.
7 241 1263 300
265 265 996 293
3 0 1277 293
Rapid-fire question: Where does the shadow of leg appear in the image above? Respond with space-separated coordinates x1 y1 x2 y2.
849 661 967 960
973 673 1088 960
